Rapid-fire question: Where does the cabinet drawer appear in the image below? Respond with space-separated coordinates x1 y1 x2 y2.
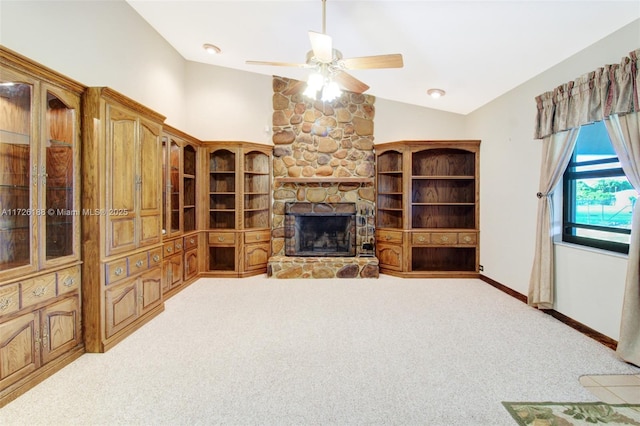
377 230 402 244
129 252 149 274
57 265 81 296
105 258 128 285
149 249 162 266
245 230 271 244
411 233 430 245
184 235 199 250
163 241 175 258
430 232 458 245
21 273 57 308
209 232 235 245
0 282 20 315
458 232 477 245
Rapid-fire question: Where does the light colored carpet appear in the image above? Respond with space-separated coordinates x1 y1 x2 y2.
2 275 639 425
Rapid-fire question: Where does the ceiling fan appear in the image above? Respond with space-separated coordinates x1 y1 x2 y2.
246 0 403 97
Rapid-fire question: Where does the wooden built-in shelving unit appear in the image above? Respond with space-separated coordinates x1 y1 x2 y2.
375 140 480 277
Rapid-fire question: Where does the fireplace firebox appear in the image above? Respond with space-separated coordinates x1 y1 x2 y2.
284 202 356 257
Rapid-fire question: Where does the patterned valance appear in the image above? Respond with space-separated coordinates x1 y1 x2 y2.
534 49 639 139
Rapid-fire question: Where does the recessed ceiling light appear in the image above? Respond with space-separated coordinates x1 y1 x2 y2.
203 43 221 55
427 88 446 99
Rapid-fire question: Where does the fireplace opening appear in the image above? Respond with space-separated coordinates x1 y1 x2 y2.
285 202 356 257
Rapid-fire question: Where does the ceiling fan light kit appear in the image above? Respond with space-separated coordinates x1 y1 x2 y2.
246 0 403 100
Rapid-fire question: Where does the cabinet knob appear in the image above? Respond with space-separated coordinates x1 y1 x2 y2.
32 286 47 297
218 236 224 242
385 235 391 240
0 297 13 311
63 277 75 287
441 236 449 242
136 260 144 268
256 235 260 240
464 236 471 243
153 255 160 263
418 236 425 242
190 238 195 244
176 243 182 249
115 267 124 276
166 246 173 253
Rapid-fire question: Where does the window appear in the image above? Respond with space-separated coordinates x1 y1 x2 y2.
562 121 634 254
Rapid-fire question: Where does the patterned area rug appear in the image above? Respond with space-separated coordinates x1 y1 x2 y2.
503 402 640 425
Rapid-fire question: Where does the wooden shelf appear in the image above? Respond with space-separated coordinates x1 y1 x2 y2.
274 177 374 184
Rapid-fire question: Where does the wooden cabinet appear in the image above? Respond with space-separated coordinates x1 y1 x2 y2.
82 87 165 353
162 239 183 294
0 47 84 407
160 126 201 297
183 234 199 281
204 142 272 277
375 141 480 277
162 125 199 237
0 267 82 405
0 50 82 280
94 92 163 256
105 267 162 339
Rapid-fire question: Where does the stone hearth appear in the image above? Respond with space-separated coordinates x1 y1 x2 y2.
267 76 379 279
268 255 379 279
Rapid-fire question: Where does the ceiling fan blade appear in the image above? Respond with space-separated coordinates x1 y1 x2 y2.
333 71 370 94
309 31 333 62
246 60 309 68
342 54 404 70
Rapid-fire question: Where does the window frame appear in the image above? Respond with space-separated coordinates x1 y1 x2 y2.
561 127 631 255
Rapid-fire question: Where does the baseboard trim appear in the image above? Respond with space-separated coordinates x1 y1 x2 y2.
479 274 618 351
479 274 528 303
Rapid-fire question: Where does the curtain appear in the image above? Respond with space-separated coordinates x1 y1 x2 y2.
528 129 579 309
530 49 639 356
534 49 639 139
605 113 640 366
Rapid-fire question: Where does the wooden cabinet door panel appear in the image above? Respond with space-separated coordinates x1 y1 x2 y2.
184 249 198 281
0 311 40 390
139 269 162 315
106 106 137 255
40 296 81 364
377 244 403 271
169 256 183 289
138 120 162 246
105 280 139 339
244 243 269 271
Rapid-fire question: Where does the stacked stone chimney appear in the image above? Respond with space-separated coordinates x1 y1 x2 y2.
268 76 378 278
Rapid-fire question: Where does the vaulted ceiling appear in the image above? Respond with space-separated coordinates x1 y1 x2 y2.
126 1 640 115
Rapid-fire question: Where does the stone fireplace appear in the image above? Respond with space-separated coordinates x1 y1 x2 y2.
267 76 379 279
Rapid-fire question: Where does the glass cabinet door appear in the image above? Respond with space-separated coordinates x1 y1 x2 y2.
183 144 196 232
44 88 77 263
169 139 181 235
0 72 35 273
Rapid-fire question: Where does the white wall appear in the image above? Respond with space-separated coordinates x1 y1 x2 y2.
466 19 640 339
184 61 273 143
0 0 187 129
1 0 637 339
374 99 468 142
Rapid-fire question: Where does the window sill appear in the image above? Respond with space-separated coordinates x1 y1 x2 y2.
553 240 629 260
